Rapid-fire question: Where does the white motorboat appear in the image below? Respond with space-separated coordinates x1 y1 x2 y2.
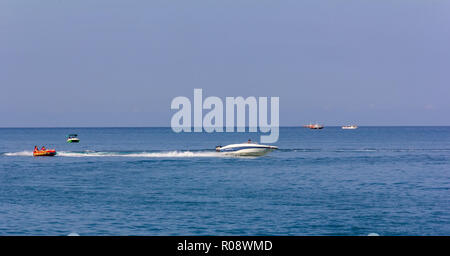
215 142 278 156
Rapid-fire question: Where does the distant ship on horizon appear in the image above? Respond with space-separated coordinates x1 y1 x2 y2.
303 123 324 129
342 125 358 129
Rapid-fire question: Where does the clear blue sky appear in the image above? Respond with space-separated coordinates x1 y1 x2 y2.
1 0 449 127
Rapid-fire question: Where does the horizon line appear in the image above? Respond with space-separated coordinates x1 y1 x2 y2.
1 125 450 129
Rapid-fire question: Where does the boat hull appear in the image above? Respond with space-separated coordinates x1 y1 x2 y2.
67 139 80 143
223 147 276 156
218 143 278 156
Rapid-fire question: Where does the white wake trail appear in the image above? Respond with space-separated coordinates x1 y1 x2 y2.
4 151 34 156
52 151 223 158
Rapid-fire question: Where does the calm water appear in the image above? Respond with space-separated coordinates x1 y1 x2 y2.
0 127 449 235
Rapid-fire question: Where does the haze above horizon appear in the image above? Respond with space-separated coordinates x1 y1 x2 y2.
1 0 449 127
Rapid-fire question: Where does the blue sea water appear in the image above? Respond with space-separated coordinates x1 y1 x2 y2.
0 127 449 236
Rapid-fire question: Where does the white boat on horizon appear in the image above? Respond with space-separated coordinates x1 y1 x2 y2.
215 141 278 156
342 125 358 129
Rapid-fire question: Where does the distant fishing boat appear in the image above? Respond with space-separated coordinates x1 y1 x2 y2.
303 123 324 129
67 134 80 143
342 125 358 130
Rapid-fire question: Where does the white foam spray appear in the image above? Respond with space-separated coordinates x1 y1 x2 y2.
4 150 226 158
